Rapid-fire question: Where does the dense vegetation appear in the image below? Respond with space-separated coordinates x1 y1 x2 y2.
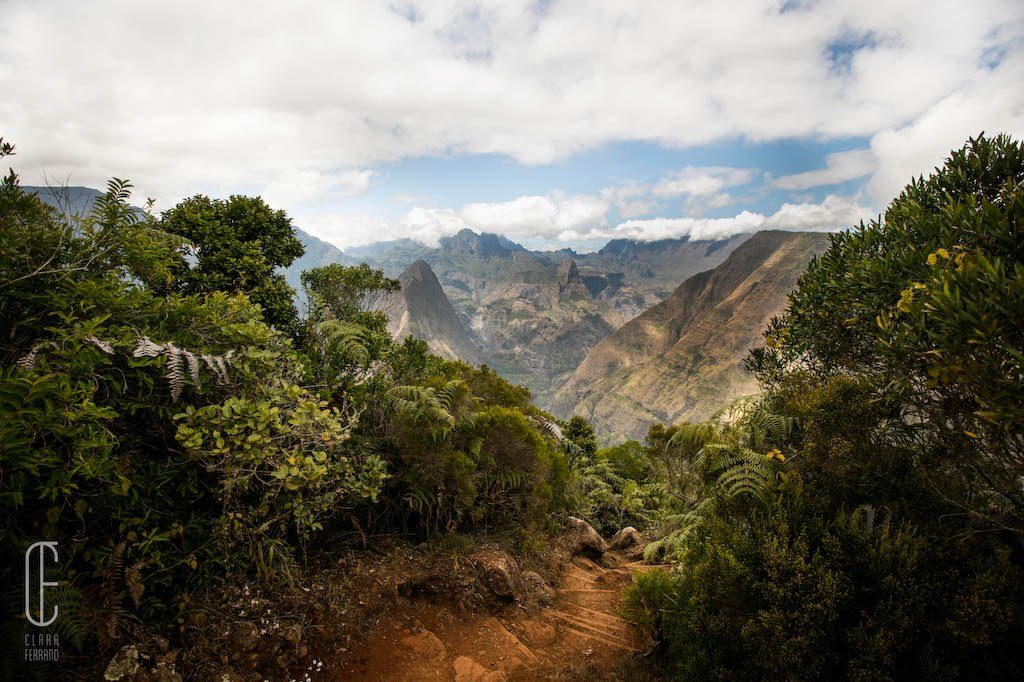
625 134 1024 679
3 133 1023 680
0 139 594 675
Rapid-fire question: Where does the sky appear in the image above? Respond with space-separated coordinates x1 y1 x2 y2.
2 0 1023 252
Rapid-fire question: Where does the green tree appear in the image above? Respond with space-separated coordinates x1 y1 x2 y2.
160 194 304 333
563 415 598 465
300 262 399 327
749 133 1024 537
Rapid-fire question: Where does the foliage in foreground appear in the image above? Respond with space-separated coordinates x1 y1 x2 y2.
0 142 584 673
627 134 1024 680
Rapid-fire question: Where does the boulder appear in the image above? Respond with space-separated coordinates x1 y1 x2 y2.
565 517 607 558
608 527 644 552
471 549 525 601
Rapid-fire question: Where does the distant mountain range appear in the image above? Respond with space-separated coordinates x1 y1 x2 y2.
552 230 830 441
23 185 828 441
321 228 751 405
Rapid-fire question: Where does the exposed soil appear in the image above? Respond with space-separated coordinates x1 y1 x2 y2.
333 550 668 681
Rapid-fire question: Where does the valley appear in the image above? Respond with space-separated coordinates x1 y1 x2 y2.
294 226 825 440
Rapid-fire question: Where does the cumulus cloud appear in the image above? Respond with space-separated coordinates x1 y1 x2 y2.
458 193 608 238
262 168 375 208
401 206 469 246
558 194 872 244
867 50 1024 204
652 167 754 199
772 149 876 190
763 194 875 230
2 0 1021 207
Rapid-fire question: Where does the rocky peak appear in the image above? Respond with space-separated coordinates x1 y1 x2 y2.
556 258 589 300
441 229 523 259
379 259 482 364
401 258 435 283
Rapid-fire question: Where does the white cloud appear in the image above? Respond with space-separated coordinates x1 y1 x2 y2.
558 194 872 244
262 168 375 208
2 0 1021 207
772 149 876 190
591 212 767 242
402 206 469 246
764 194 875 231
652 167 754 199
297 212 394 249
458 193 608 238
867 50 1024 204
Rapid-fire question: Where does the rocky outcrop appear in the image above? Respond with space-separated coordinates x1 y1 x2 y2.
380 259 483 364
471 548 525 601
553 231 830 441
565 517 608 558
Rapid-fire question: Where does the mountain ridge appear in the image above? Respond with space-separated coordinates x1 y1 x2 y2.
553 230 831 441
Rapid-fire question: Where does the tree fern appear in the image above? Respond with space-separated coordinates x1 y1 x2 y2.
317 319 372 365
387 380 463 438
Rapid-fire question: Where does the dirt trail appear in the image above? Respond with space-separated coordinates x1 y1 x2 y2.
335 551 667 681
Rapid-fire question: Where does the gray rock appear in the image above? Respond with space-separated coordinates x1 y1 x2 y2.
609 526 644 551
566 516 607 557
471 549 525 600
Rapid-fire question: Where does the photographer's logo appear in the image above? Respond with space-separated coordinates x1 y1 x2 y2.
23 541 61 662
25 541 59 626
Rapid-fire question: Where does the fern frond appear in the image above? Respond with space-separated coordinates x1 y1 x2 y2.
388 384 456 432
318 320 372 365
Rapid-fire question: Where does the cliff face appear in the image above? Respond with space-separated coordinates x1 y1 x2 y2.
552 231 830 442
381 259 483 364
468 252 615 406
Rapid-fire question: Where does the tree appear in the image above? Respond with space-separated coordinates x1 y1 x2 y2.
563 415 598 465
300 262 398 327
160 194 304 333
298 263 400 399
750 133 1024 537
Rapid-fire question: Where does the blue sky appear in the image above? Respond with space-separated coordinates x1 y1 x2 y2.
308 135 877 251
2 0 1022 250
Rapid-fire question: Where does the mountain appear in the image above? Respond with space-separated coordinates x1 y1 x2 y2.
552 230 830 442
342 229 753 406
378 259 483 364
460 251 616 405
284 229 358 291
